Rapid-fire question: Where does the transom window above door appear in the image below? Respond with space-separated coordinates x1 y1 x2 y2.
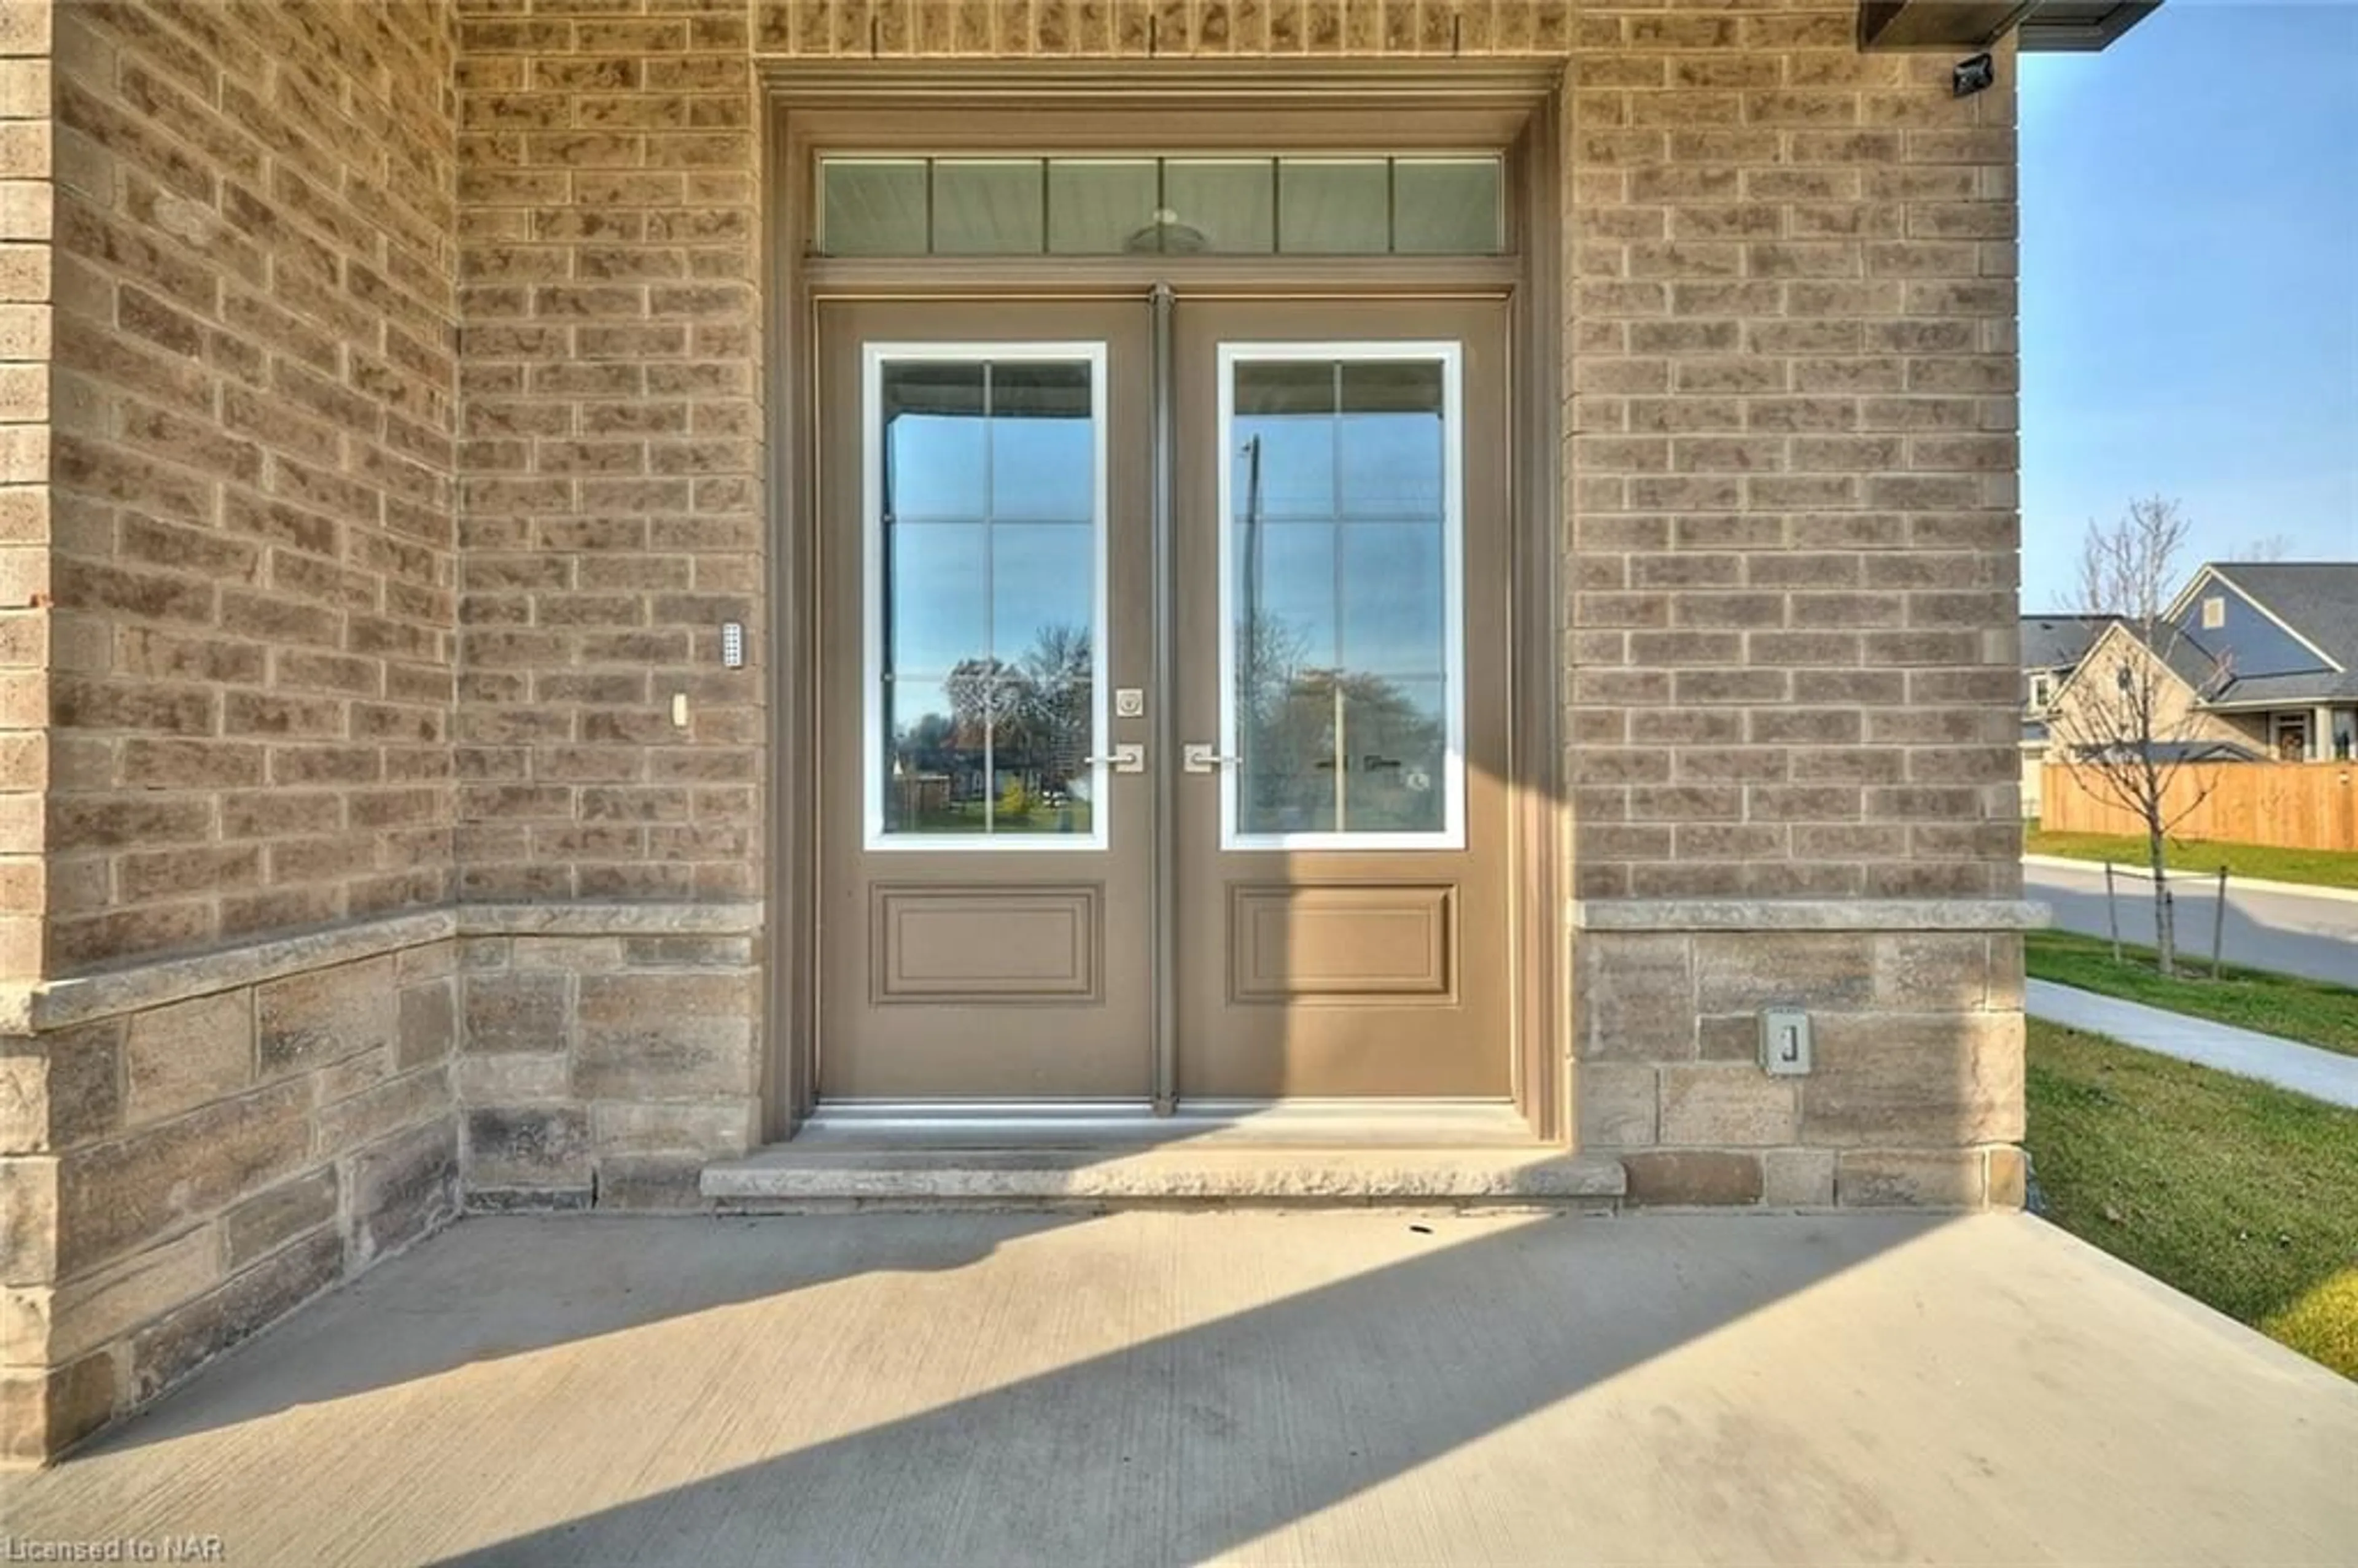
818 153 1504 257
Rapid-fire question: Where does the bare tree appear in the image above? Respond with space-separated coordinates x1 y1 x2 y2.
2048 497 2230 975
2232 532 2294 562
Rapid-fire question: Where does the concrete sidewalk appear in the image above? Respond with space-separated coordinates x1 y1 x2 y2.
3 1212 2352 1566
2029 977 2358 1108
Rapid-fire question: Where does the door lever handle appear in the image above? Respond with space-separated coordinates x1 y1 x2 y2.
1183 743 1240 774
1085 744 1147 775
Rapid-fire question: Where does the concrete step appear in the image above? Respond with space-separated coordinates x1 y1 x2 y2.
701 1141 1628 1210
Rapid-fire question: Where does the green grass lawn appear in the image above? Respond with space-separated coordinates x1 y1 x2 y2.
2025 825 2358 891
2025 1018 2358 1380
2024 928 2358 1058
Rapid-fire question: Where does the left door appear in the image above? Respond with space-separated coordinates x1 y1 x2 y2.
816 301 1154 1101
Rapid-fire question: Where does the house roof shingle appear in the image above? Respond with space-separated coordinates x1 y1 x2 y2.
2205 562 2358 671
2020 614 2111 673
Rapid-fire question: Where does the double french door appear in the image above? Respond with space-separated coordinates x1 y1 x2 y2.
814 294 1511 1105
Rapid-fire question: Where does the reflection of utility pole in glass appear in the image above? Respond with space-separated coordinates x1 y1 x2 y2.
1240 434 1263 813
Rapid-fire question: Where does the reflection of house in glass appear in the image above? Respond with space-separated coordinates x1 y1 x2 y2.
888 628 1097 836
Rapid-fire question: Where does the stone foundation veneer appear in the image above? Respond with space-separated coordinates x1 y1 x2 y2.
457 902 763 1213
0 900 759 1464
1572 899 2043 1208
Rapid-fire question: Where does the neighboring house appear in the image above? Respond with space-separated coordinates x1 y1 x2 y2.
2170 563 2358 761
0 0 2154 1464
2018 614 2112 818
2047 562 2358 769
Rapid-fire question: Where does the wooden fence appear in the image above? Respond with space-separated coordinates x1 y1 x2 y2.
2041 761 2358 851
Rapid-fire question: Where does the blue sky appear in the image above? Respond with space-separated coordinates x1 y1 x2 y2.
2020 0 2358 610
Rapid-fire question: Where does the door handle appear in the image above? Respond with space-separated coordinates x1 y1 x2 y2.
1183 743 1240 774
1085 744 1146 775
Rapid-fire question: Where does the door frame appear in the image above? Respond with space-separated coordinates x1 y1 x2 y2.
762 65 1569 1143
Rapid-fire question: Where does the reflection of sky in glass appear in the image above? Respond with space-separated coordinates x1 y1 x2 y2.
1342 524 1444 676
890 523 984 677
890 413 986 518
1231 362 1449 683
993 524 1092 647
1337 412 1442 519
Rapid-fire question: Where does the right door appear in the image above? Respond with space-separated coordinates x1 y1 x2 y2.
1174 299 1514 1100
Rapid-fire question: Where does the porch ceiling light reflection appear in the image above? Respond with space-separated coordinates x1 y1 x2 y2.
1125 208 1210 254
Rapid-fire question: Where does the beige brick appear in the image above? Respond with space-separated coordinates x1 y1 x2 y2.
1694 933 1875 1012
1575 1062 1658 1149
41 1221 218 1363
590 1100 755 1157
1578 934 1695 1063
55 1080 308 1279
1659 1065 1799 1147
1762 1148 1837 1208
123 992 252 1127
1623 1151 1763 1208
1836 1149 1986 1208
257 957 399 1082
1803 1014 2024 1147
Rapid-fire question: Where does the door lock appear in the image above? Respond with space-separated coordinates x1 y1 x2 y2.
1183 743 1240 774
1086 744 1147 775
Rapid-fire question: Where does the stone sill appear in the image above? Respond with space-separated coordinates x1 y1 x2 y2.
0 901 766 1034
704 1146 1629 1207
1571 899 2050 933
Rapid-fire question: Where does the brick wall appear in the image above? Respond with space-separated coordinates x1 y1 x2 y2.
0 0 50 985
44 0 460 973
452 0 765 906
1561 10 2022 902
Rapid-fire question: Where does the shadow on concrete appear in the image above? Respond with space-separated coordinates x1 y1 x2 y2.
79 1212 1068 1457
395 1211 1944 1566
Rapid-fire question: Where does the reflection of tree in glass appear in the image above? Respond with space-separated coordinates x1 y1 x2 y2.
1238 610 1444 834
1011 623 1094 791
895 626 1094 824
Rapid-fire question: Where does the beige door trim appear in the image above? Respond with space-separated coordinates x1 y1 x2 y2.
763 80 1566 1144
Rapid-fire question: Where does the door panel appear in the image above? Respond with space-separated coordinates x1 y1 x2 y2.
1174 300 1514 1100
817 301 1153 1100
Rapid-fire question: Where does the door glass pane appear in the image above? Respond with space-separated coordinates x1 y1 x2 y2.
887 522 986 682
1341 678 1447 834
876 355 1101 844
1337 362 1444 520
933 160 1045 254
1341 523 1444 677
882 362 986 519
1278 160 1391 254
1048 159 1159 254
990 363 1095 521
882 676 984 835
1226 351 1457 845
1234 362 1336 521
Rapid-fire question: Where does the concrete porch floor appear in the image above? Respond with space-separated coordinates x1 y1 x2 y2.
4 1213 2351 1566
